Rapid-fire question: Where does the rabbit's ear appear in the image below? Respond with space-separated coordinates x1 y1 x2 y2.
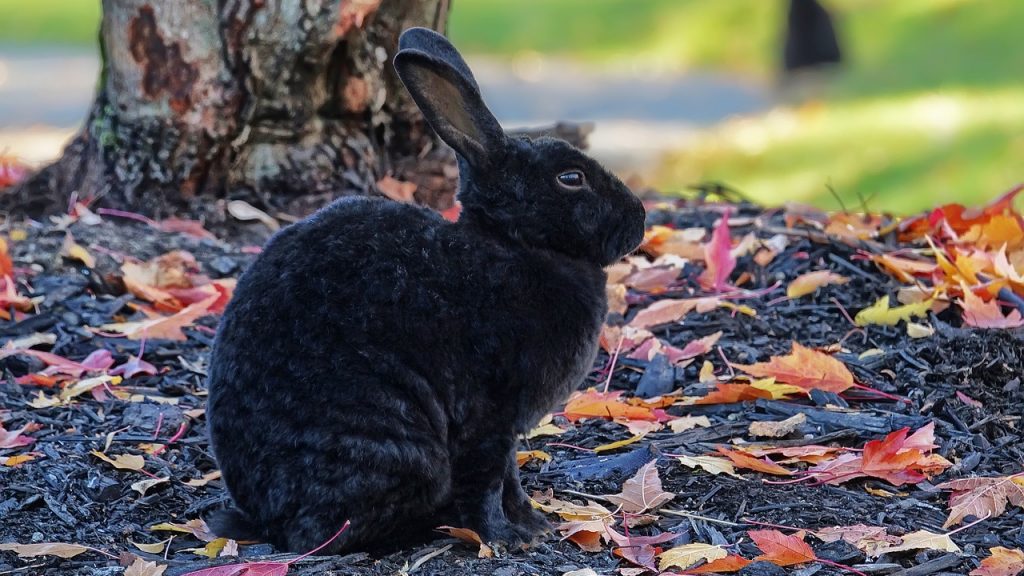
395 28 504 169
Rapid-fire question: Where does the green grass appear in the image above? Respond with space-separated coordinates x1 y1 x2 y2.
0 0 100 46
3 0 1019 213
655 89 1024 213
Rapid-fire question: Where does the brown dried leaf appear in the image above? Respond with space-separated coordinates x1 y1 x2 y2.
603 459 674 513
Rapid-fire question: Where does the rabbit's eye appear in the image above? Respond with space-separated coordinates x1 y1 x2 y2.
557 170 586 189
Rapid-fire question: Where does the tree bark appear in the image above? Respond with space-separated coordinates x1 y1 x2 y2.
4 0 454 220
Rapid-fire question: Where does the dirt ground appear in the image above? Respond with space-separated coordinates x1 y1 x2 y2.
0 201 1021 575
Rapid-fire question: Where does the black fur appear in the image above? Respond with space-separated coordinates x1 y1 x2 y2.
206 27 646 555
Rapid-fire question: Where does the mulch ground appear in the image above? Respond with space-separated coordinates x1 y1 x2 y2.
0 197 1022 576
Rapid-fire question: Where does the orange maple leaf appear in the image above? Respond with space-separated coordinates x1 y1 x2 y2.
563 390 669 423
971 546 1024 576
716 447 793 476
684 554 753 574
734 341 854 394
749 529 817 567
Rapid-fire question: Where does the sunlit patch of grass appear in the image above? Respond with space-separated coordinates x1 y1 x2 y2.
654 88 1024 214
0 0 100 46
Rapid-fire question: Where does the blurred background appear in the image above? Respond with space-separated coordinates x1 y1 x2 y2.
0 0 1020 213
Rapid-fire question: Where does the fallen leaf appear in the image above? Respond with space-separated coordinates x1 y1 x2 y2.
748 413 806 438
734 341 855 394
132 477 170 496
855 295 933 327
124 557 168 576
749 529 817 566
787 270 849 299
906 322 935 338
91 450 146 472
675 455 743 478
533 495 614 522
971 547 1024 576
129 538 171 554
864 529 961 557
593 434 646 454
180 562 287 576
668 415 711 433
603 459 674 513
700 209 736 292
101 294 218 340
813 524 900 552
436 524 495 557
184 538 230 558
0 420 35 449
684 554 753 573
525 414 567 439
60 374 122 401
0 541 89 558
563 390 668 424
150 519 217 542
110 355 159 378
183 470 223 487
60 233 95 267
558 519 611 552
959 285 1024 328
716 447 793 476
623 266 682 293
657 542 727 571
516 450 551 467
936 475 1024 528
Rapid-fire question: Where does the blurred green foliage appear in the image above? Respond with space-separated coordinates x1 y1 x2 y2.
0 0 100 45
1 0 1019 213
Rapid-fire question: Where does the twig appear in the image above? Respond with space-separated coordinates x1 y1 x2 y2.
661 509 742 527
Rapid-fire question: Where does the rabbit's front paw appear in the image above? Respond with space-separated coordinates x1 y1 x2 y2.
509 507 551 542
477 518 528 551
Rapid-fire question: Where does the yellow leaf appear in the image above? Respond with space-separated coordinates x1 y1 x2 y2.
593 434 645 453
698 360 716 383
516 450 551 467
0 542 89 559
61 233 95 268
183 537 228 558
865 530 961 557
129 538 171 554
91 450 145 471
906 322 935 338
719 301 757 316
855 295 933 327
658 542 728 572
29 390 61 408
750 377 805 399
183 470 222 487
124 557 167 576
668 415 711 433
787 270 849 299
61 375 122 401
1 454 37 466
525 414 566 439
149 519 215 542
675 455 743 478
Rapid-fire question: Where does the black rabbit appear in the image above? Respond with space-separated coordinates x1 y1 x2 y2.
206 27 646 555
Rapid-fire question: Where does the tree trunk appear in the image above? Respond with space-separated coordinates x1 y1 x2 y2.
3 0 454 220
